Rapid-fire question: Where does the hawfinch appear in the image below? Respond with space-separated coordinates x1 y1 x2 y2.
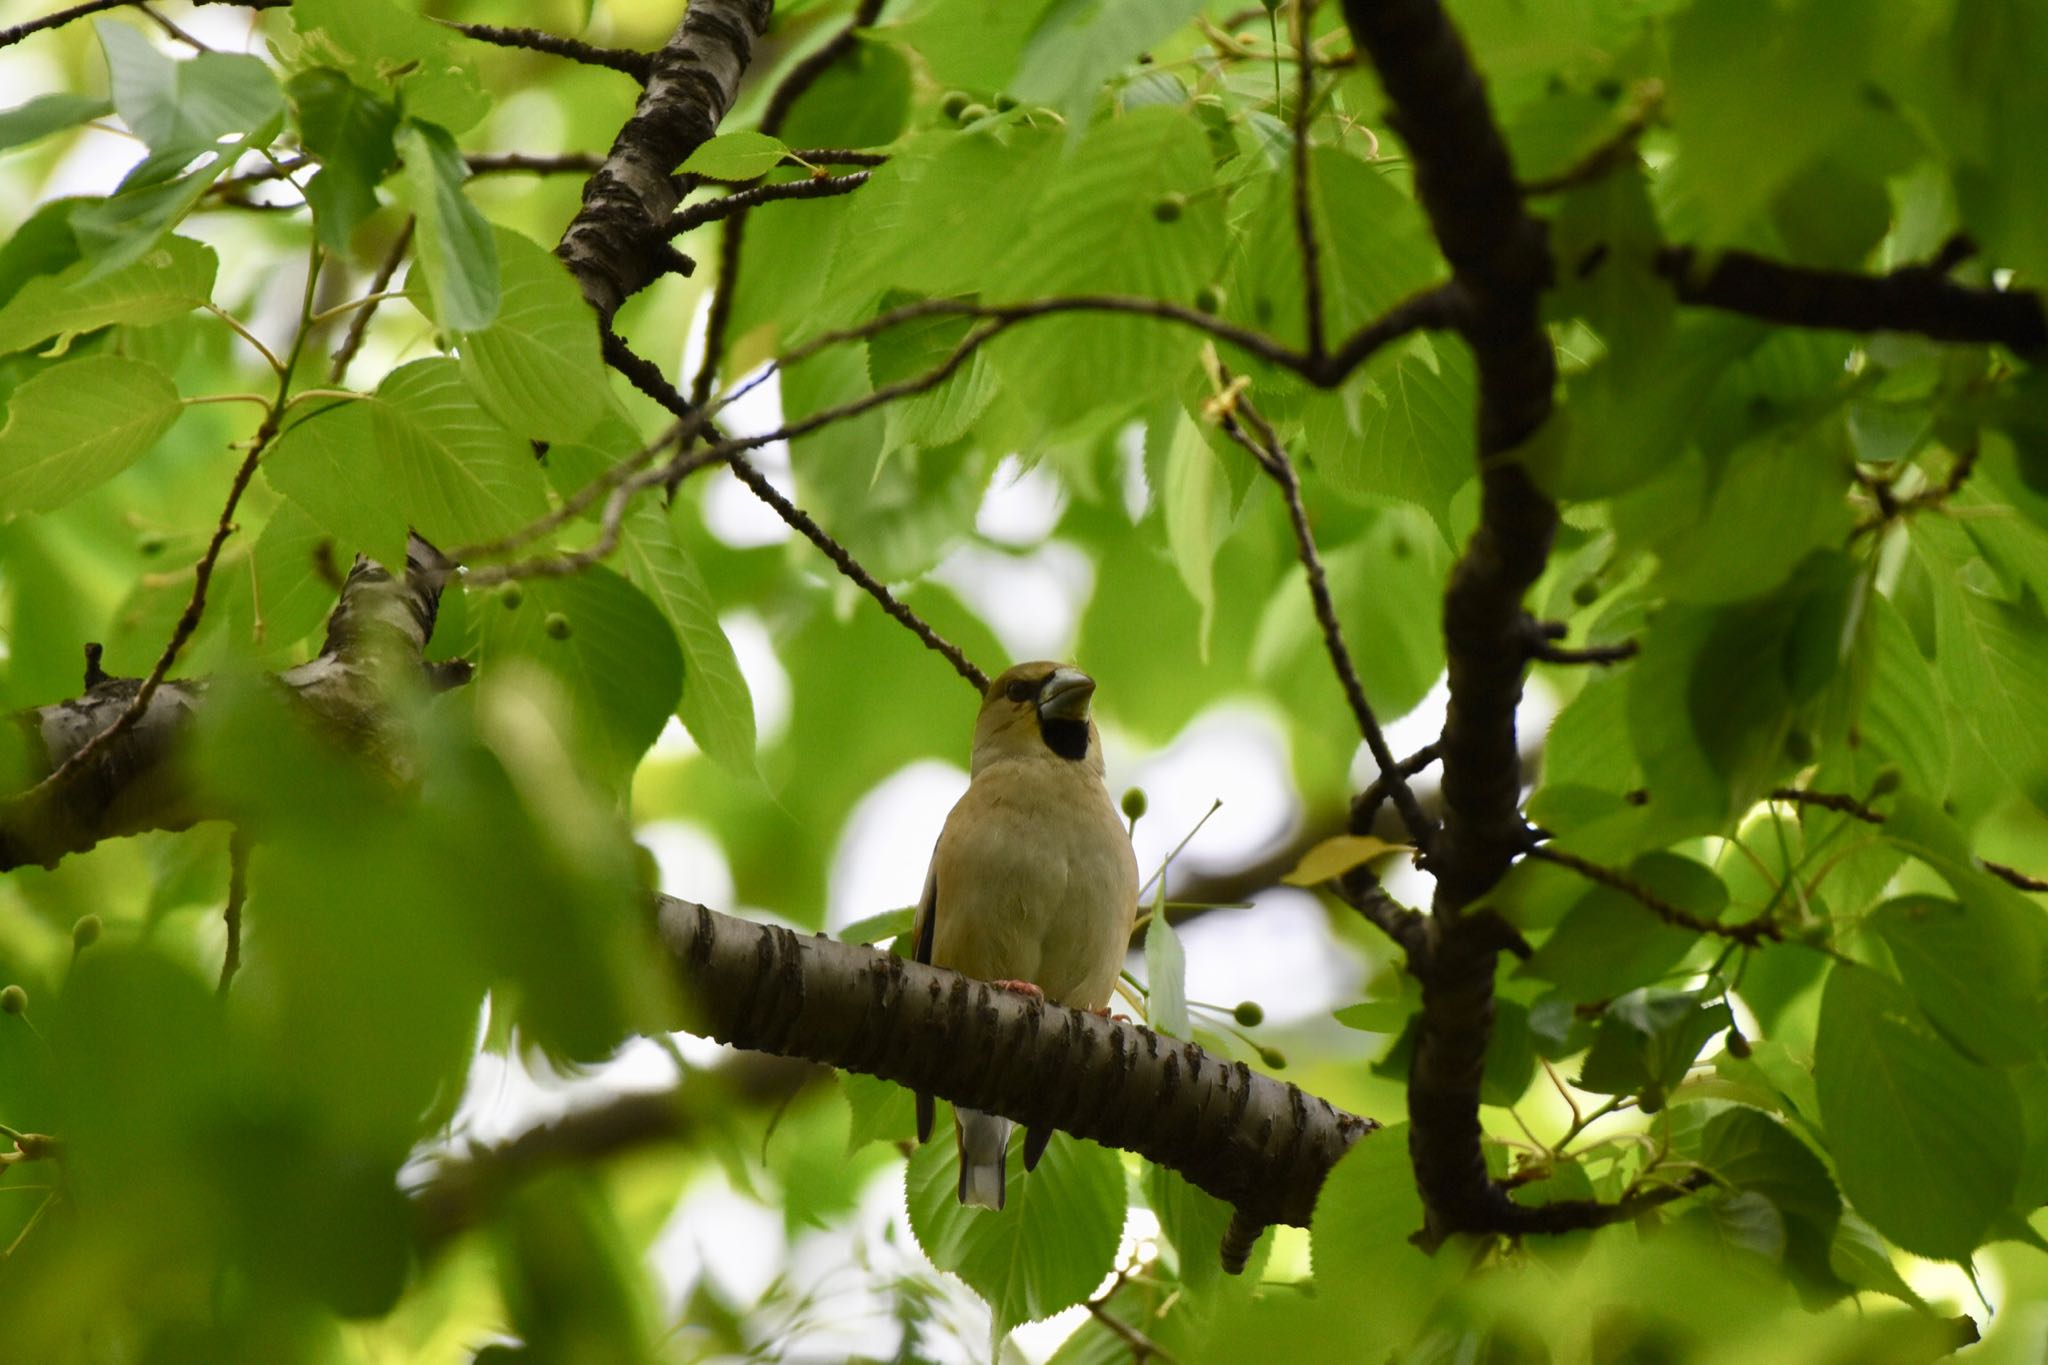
911 661 1140 1209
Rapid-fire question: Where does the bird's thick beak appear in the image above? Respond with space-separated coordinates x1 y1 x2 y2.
1036 667 1096 722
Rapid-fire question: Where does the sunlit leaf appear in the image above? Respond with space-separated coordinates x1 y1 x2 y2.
0 354 181 514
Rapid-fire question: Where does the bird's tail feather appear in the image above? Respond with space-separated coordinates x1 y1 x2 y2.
955 1107 1012 1210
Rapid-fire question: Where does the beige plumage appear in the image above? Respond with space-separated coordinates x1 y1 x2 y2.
911 661 1139 1209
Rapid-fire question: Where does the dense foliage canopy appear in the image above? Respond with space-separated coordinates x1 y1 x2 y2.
2 0 2047 1360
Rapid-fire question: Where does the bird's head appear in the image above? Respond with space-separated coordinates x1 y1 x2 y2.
971 661 1103 776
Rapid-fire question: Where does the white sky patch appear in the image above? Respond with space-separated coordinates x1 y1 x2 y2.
932 539 1094 665
1116 420 1150 522
1116 703 1300 879
702 365 795 547
638 817 737 907
1178 888 1362 1026
826 758 970 931
651 1174 787 1311
975 455 1067 545
721 607 793 745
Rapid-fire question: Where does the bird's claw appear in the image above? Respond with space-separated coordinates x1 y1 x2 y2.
990 979 1046 1000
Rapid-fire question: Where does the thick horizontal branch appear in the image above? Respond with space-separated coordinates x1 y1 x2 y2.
1656 245 2047 353
0 536 455 871
659 898 1378 1236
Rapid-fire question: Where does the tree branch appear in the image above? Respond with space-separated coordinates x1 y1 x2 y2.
665 170 870 237
1212 393 1435 848
1523 845 1780 947
1340 0 1563 1246
0 535 458 872
1 0 134 50
443 21 653 81
691 0 888 407
1655 244 2047 354
660 897 1378 1249
555 0 773 324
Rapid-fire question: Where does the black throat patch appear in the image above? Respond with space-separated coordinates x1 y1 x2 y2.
1038 715 1089 761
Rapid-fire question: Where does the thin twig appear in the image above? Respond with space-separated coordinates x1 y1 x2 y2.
442 21 652 81
1213 389 1436 848
0 0 132 50
1529 638 1638 666
19 245 324 801
218 827 251 996
1525 845 1780 946
666 171 869 237
1983 860 2048 893
1768 787 1883 825
1084 1280 1174 1364
1290 0 1327 362
582 335 995 692
782 148 888 168
329 217 412 384
1315 280 1464 382
1518 83 1663 196
1351 742 1440 833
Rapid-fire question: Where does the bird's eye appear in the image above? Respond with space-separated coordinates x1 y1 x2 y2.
1005 679 1036 702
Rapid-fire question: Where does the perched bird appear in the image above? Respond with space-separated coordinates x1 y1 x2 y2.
911 661 1139 1209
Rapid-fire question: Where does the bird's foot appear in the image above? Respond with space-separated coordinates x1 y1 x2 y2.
990 979 1046 1000
1091 1006 1131 1022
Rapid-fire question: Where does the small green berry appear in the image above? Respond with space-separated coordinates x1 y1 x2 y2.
1570 579 1600 606
1870 765 1902 797
1194 283 1225 314
1637 1082 1665 1114
543 612 572 641
1725 1026 1752 1060
1121 787 1148 822
72 915 101 951
940 91 971 119
499 583 525 610
137 534 166 557
1152 192 1186 223
1234 1000 1264 1027
1259 1046 1287 1071
956 102 991 124
1 985 25 1016
995 94 1019 112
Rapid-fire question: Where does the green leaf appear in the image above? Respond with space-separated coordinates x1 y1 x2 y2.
69 141 255 278
367 358 547 548
0 354 181 514
1815 962 2022 1261
1228 149 1441 356
471 567 684 787
97 19 282 156
906 1127 1126 1337
1010 0 1205 122
1698 1107 1843 1290
1309 1125 1458 1355
0 93 111 153
1145 1162 1251 1292
1577 989 1732 1096
1827 1210 1928 1310
1158 410 1230 658
261 399 409 569
1666 0 1877 241
286 68 399 252
456 228 606 443
679 131 790 182
841 1071 916 1151
1651 428 1856 604
1929 568 2048 813
774 36 910 151
288 0 488 134
1303 335 1475 536
396 120 499 330
1482 998 1536 1106
1521 852 1724 1000
1144 908 1188 1039
0 234 216 356
865 294 998 452
1869 895 2041 1066
1846 593 1950 799
604 487 758 775
993 109 1223 429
